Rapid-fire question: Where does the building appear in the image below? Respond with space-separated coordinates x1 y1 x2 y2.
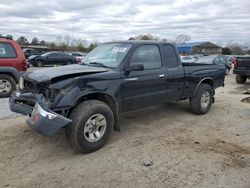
177 41 222 55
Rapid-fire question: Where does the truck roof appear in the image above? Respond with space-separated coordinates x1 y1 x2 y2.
103 40 175 45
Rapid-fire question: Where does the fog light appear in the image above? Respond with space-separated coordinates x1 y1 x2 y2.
19 76 24 90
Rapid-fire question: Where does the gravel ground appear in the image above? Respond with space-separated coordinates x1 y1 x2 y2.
0 73 250 188
0 98 21 119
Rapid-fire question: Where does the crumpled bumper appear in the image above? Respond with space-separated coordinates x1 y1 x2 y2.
9 91 72 136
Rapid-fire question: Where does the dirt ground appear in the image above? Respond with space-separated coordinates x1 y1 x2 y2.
0 73 250 188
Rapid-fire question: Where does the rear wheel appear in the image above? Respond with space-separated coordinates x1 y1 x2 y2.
0 74 16 98
190 83 213 115
65 100 114 153
236 75 247 84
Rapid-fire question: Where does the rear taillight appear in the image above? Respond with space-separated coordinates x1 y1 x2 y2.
234 58 239 68
21 59 29 70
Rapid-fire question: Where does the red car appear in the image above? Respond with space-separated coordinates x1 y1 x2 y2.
0 35 28 97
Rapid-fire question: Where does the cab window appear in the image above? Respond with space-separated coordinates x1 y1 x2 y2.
163 44 179 68
130 45 161 70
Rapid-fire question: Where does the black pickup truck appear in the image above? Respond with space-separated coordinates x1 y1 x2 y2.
233 56 250 83
10 41 225 153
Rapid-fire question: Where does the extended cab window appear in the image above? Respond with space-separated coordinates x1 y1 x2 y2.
130 45 161 70
0 42 17 58
163 45 179 68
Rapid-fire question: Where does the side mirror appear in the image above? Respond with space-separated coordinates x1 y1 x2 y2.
128 64 144 71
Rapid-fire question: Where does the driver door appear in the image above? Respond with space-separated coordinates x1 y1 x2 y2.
120 44 167 112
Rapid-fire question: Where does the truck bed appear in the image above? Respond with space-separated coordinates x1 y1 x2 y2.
182 63 225 97
233 56 250 77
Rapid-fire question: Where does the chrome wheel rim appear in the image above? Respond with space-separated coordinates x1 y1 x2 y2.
0 79 11 93
84 114 107 142
201 91 210 109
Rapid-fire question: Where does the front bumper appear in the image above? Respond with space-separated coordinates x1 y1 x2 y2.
9 91 72 136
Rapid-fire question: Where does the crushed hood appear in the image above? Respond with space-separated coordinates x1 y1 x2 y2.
25 64 109 83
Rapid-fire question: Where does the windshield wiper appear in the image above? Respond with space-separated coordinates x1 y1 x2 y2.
88 62 109 68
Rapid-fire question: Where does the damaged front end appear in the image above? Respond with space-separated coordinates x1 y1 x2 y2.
9 76 74 136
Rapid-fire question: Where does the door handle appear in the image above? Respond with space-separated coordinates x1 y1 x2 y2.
159 74 165 78
124 77 138 81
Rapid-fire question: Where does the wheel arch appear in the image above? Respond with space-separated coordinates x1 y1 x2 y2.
0 67 20 83
70 92 120 131
35 58 44 63
194 77 214 97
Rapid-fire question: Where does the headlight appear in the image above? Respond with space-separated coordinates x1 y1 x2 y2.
19 76 24 90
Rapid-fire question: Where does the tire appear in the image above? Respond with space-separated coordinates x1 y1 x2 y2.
65 60 73 65
36 60 44 67
65 100 114 153
0 74 17 98
225 68 230 75
190 83 213 115
236 75 247 84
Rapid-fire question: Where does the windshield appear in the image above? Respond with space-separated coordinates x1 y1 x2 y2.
82 43 132 68
195 56 215 64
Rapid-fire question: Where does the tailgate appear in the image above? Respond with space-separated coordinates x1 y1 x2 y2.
236 57 250 69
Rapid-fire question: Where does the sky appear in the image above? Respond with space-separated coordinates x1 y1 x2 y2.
0 0 250 46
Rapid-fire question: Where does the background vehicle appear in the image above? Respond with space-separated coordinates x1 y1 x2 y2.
233 56 250 83
68 51 87 63
28 51 77 67
23 48 44 59
0 35 28 97
180 55 196 63
10 41 225 153
195 55 232 75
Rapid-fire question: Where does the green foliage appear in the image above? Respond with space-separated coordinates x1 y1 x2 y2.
31 37 39 45
39 40 46 46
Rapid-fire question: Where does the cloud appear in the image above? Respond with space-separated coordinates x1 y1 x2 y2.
0 0 250 45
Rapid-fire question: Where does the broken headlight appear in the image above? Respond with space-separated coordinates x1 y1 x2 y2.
18 76 24 90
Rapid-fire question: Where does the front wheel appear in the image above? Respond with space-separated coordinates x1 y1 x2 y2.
190 83 213 115
65 100 114 153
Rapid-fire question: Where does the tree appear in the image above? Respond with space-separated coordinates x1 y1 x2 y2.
30 37 39 45
16 36 29 46
48 42 57 49
58 42 69 51
175 34 191 44
226 42 245 55
71 39 88 52
222 47 232 55
88 42 98 52
39 40 46 46
129 34 158 41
